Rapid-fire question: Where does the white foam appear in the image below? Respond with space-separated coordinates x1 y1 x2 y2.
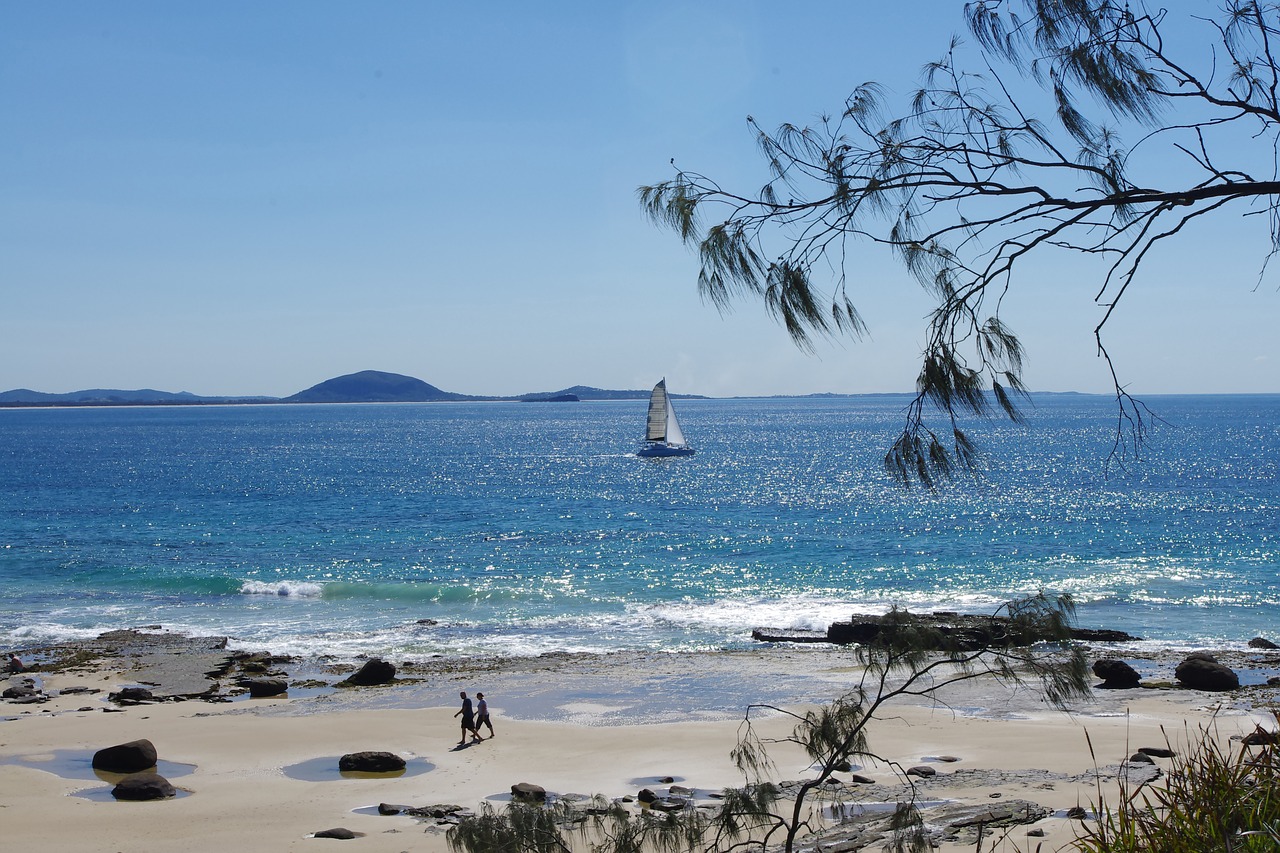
239 580 325 598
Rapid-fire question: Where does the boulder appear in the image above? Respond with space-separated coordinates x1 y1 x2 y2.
1175 656 1240 692
1242 730 1279 747
1093 658 1142 688
93 739 158 773
1137 746 1176 758
512 782 547 803
111 772 175 801
906 765 937 778
243 677 288 698
110 686 155 704
338 751 406 773
346 658 396 686
650 797 688 812
377 803 411 815
1249 637 1279 650
1128 752 1155 764
2 683 42 701
636 788 657 804
848 773 876 784
313 828 358 839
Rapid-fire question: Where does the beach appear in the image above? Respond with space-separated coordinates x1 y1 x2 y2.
3 636 1277 852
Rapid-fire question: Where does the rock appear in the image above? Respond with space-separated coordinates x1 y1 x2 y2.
906 765 937 778
243 677 288 698
378 803 410 815
822 611 1140 650
93 739 159 773
636 788 657 804
313 828 358 839
1128 752 1155 764
1093 658 1142 688
669 784 693 796
1027 828 1045 837
1175 656 1240 692
1137 747 1176 758
345 658 396 686
1269 676 1280 687
848 773 876 784
658 776 675 783
1242 730 1279 747
1066 806 1088 819
338 751 406 773
512 782 547 802
1249 637 1279 649
650 797 688 812
924 755 961 763
111 772 175 800
110 686 155 704
2 684 42 700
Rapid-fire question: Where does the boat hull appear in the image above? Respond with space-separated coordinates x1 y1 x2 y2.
637 442 695 458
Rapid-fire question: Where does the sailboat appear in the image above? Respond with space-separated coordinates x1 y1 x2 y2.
636 378 694 457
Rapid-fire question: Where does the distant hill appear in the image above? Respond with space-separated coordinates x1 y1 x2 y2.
283 370 480 403
519 385 706 401
0 372 724 408
0 388 270 405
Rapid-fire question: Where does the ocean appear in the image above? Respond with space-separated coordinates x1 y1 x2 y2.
2 394 1277 662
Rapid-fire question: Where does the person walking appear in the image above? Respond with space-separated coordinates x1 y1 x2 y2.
454 691 481 744
475 691 494 738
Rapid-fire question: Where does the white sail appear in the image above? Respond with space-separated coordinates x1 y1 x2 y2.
663 395 686 446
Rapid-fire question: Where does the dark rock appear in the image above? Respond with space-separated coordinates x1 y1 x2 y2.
822 611 1140 651
906 765 937 778
3 684 41 700
1128 752 1155 764
848 773 876 784
1269 677 1280 687
1066 806 1088 819
1183 651 1218 663
1137 747 1176 758
659 776 675 784
512 782 547 802
111 772 175 800
1248 637 1279 650
669 784 693 796
345 658 396 686
110 686 155 703
650 797 688 812
925 755 961 763
1093 658 1142 688
378 803 410 815
243 677 288 698
313 828 358 839
1027 828 1046 837
1175 656 1240 692
338 751 406 773
93 739 158 773
1242 730 1279 747
636 788 657 803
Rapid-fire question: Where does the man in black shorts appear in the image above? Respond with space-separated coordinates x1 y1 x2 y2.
453 691 480 744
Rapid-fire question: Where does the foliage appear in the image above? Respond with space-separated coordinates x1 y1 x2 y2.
1074 712 1280 852
446 594 1091 853
640 1 1280 486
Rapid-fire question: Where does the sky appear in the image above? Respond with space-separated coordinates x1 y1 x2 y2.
2 1 1277 398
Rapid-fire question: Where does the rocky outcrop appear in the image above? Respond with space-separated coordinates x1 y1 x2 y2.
756 611 1139 649
313 827 360 839
93 739 158 773
343 658 396 686
1093 658 1141 688
339 752 406 773
111 772 175 800
1249 636 1279 649
1175 654 1240 692
512 782 547 803
242 677 288 698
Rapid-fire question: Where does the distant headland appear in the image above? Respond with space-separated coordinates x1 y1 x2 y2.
0 370 720 408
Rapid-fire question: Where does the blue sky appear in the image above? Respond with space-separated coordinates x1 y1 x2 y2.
3 1 1277 398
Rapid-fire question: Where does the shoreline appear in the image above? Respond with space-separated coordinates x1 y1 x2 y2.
3 633 1279 851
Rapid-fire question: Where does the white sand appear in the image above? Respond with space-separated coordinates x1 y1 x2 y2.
0 653 1269 853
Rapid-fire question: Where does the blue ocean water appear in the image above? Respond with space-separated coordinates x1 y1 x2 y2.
1 395 1276 660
